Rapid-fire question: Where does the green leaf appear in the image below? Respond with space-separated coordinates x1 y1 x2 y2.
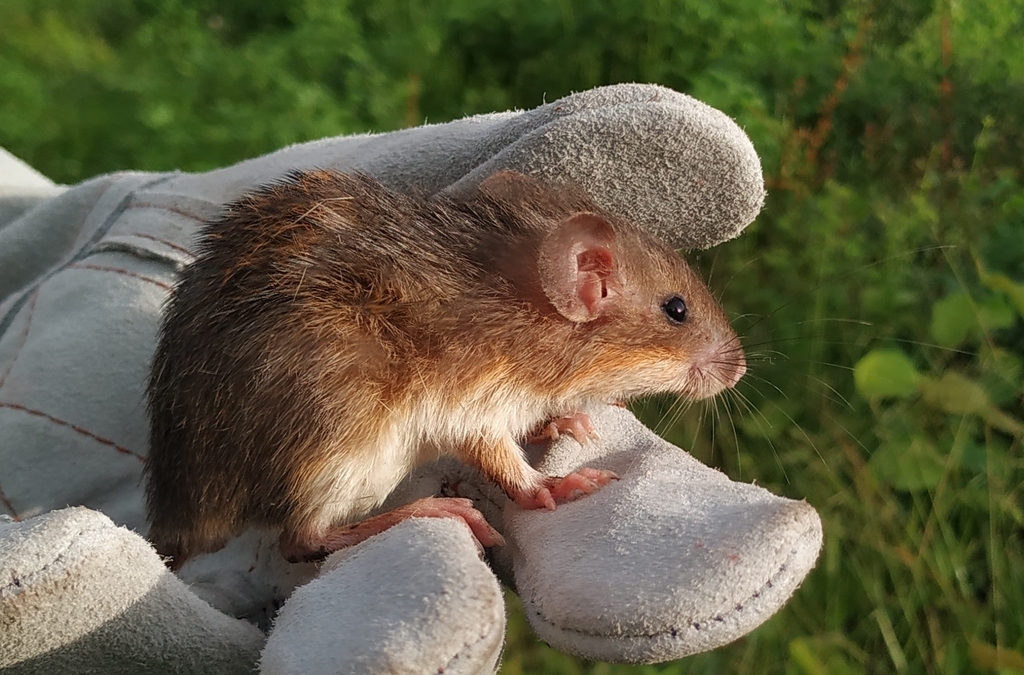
979 294 1017 331
854 349 921 399
921 373 1024 436
869 436 945 491
930 292 975 347
930 291 1017 348
920 372 990 415
982 271 1024 317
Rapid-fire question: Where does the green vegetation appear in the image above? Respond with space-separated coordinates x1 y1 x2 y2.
3 0 1022 673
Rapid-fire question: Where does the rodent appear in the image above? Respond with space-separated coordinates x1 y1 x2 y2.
145 169 746 568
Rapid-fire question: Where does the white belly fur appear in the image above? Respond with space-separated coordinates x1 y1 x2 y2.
303 384 562 533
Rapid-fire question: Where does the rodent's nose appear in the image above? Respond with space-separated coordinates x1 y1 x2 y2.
708 335 745 391
685 339 747 399
726 357 747 388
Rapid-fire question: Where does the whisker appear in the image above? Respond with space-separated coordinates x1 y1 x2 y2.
766 399 829 470
821 410 871 453
717 253 765 302
729 385 789 483
742 372 791 402
734 244 956 334
723 392 743 478
709 394 718 463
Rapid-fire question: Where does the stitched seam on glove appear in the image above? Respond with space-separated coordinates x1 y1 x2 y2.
0 402 144 461
523 550 800 639
0 174 174 339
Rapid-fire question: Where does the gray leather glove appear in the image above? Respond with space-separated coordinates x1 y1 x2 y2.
0 84 819 675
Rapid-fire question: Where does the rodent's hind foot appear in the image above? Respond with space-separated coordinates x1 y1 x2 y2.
513 467 619 511
526 411 599 445
280 497 505 563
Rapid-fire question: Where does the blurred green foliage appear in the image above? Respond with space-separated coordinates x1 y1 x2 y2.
2 0 1022 673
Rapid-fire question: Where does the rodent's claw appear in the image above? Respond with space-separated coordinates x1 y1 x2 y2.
514 487 557 511
539 488 557 511
526 411 599 445
403 497 505 548
575 466 619 483
547 468 618 503
512 467 617 511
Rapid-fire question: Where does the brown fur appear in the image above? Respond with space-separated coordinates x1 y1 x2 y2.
145 170 745 566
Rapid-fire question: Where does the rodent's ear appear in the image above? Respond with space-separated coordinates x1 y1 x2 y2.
538 213 620 323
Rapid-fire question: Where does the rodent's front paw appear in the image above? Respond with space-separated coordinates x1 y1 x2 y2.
513 468 618 511
526 411 599 444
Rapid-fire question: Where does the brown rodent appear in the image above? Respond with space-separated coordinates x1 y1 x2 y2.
145 170 746 568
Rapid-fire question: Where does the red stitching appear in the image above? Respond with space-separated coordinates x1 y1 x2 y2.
0 290 40 391
70 263 173 291
0 402 145 462
0 484 19 521
126 230 193 255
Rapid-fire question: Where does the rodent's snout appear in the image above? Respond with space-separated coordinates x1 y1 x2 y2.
684 336 746 399
724 350 747 388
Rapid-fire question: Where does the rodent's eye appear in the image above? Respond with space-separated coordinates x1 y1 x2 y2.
662 296 687 324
